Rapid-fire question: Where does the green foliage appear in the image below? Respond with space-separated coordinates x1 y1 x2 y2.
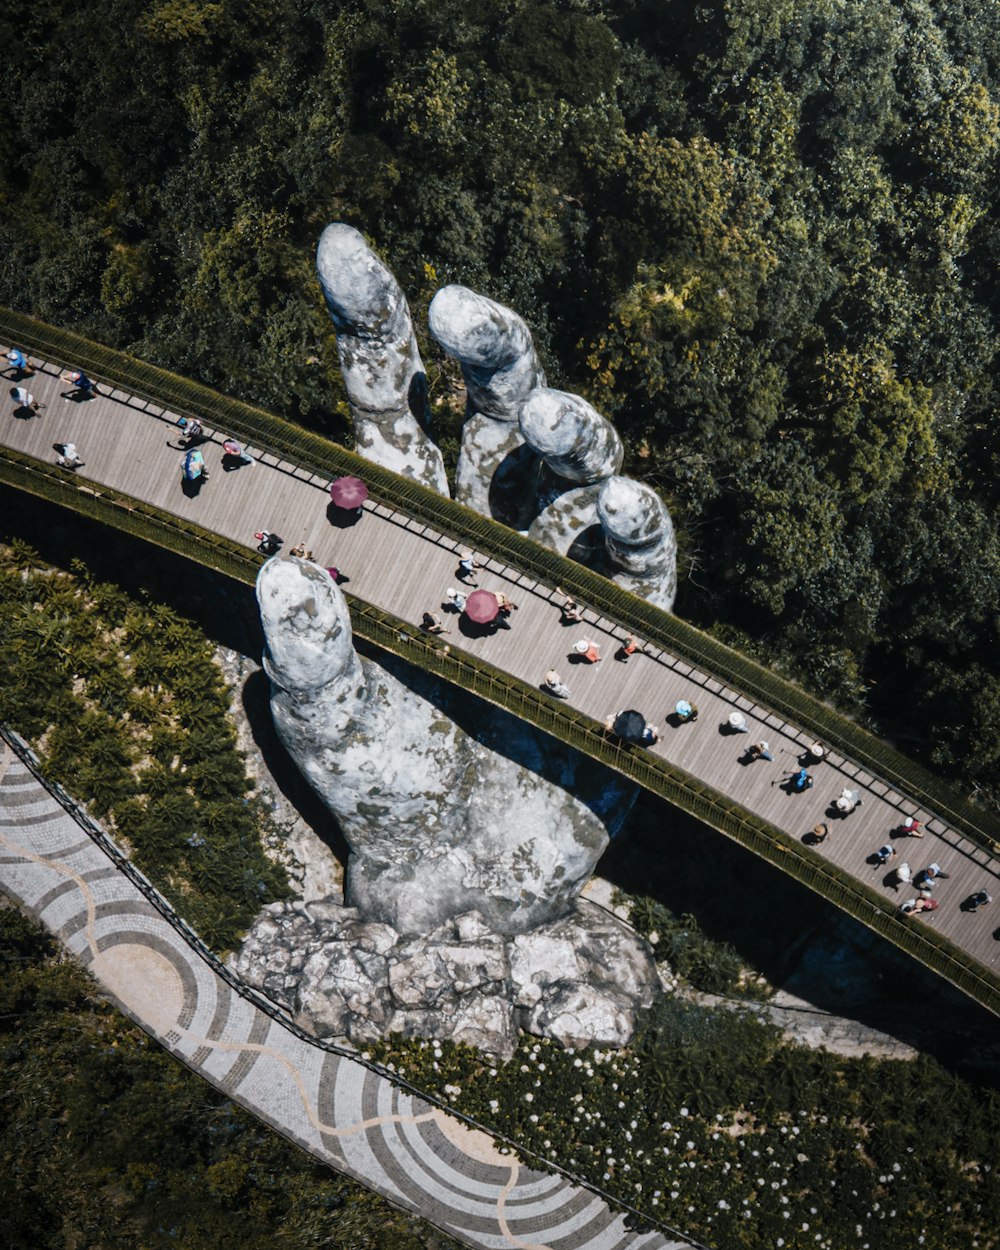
0 908 459 1250
0 542 288 950
366 994 1000 1249
4 0 998 793
624 895 746 996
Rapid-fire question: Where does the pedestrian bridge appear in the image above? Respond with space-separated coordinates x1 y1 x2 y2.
2 306 999 1026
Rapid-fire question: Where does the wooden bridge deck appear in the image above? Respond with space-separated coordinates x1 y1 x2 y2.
3 348 1000 981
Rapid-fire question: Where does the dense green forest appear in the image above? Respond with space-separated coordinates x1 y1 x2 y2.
2 0 999 796
0 905 458 1250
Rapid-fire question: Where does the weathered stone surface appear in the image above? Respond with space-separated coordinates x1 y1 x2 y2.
428 285 545 422
597 476 678 610
519 387 623 486
257 556 630 937
453 412 542 530
235 897 658 1058
428 285 545 528
316 223 448 493
527 485 604 557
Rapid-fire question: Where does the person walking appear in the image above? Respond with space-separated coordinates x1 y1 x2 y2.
445 587 467 613
10 385 44 414
55 442 84 469
177 416 205 446
60 368 98 399
747 740 774 761
899 816 923 837
5 348 34 376
574 639 602 663
727 711 750 733
457 552 481 585
967 890 992 912
785 767 813 792
617 634 639 663
811 822 830 844
221 436 252 466
543 670 571 699
874 843 896 867
835 787 860 812
255 530 283 555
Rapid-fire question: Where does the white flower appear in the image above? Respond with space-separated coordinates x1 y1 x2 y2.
523 1092 533 1102
680 1107 689 1117
529 1114 538 1123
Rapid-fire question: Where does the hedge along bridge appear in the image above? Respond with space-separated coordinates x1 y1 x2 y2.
1 305 999 1034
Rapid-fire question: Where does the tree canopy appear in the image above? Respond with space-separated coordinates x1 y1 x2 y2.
2 0 999 795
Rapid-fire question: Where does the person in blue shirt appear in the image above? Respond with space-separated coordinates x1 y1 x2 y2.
60 368 99 399
5 348 34 376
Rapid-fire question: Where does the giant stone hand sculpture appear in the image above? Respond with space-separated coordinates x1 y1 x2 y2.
240 554 657 1055
257 555 629 936
316 223 448 493
428 284 545 528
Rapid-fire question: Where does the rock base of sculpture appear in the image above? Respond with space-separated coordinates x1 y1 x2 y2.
231 896 658 1058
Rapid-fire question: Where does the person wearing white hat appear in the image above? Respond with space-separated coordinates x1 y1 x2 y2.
445 587 467 613
574 639 601 663
543 670 571 699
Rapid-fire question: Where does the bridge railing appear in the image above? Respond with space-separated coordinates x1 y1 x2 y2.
3 444 999 1022
1 306 998 858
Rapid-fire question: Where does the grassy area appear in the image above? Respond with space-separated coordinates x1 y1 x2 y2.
0 530 289 952
366 1001 1000 1250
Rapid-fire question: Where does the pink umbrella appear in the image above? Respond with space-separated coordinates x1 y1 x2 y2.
330 476 369 509
465 589 500 624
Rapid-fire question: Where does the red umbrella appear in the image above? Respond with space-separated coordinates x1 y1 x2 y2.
465 589 500 624
330 476 369 509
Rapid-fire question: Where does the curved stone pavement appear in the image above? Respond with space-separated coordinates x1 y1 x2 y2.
0 733 693 1250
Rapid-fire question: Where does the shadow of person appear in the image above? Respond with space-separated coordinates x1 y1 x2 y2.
61 388 95 403
181 475 206 498
222 452 247 471
960 895 991 913
458 615 497 639
326 500 363 528
11 403 35 419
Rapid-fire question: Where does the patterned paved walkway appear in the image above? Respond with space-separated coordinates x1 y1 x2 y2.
0 731 692 1250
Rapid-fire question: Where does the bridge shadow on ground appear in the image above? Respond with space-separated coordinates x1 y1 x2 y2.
600 792 1000 1085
